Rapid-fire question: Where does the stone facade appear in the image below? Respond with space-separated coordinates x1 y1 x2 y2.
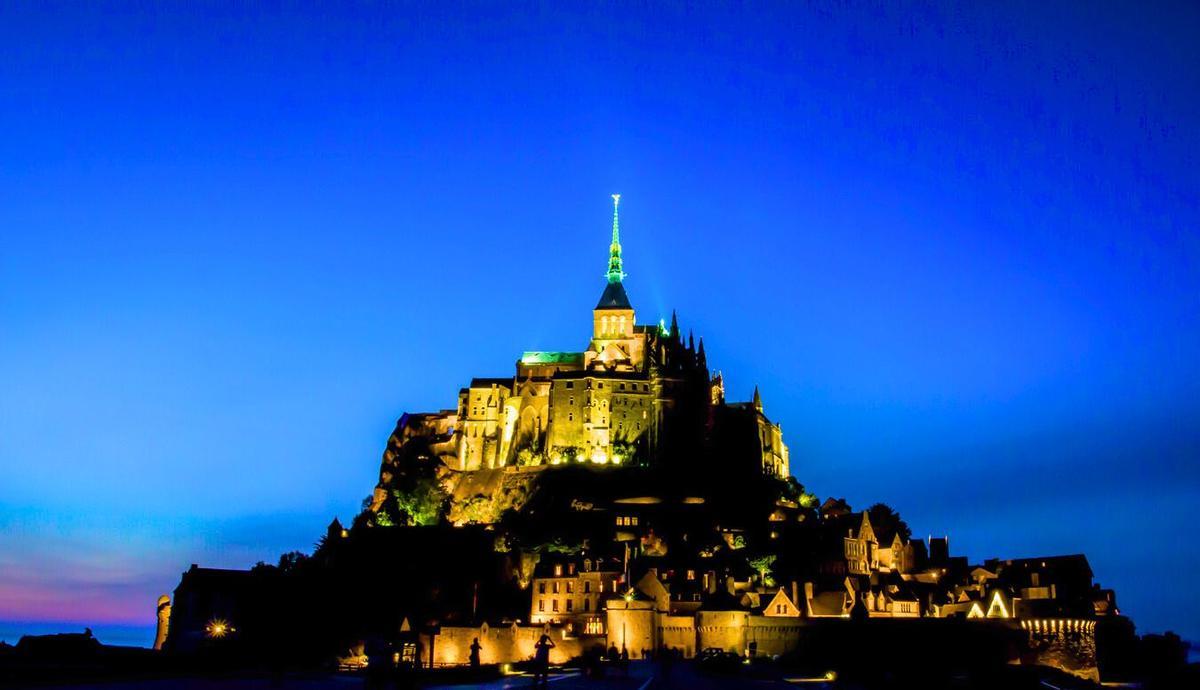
373 197 790 515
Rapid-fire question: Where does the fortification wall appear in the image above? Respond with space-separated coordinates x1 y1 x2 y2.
431 623 591 666
1020 619 1098 682
606 604 657 658
658 615 697 657
696 611 749 654
746 616 806 657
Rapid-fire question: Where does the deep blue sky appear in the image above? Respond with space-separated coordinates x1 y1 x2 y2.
1 1 1197 646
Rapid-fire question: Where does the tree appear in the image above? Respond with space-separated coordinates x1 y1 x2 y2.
866 503 911 541
277 551 309 573
748 554 777 587
392 478 447 526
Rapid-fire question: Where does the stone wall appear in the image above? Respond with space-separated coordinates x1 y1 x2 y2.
745 616 807 657
1020 619 1098 682
430 623 593 666
696 610 750 654
605 600 658 658
658 615 697 657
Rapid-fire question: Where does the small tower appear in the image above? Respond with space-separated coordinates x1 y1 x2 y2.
153 595 171 650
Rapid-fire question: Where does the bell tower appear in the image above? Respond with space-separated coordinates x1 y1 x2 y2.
591 194 641 368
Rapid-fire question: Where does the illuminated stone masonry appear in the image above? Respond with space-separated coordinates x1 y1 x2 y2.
371 195 790 518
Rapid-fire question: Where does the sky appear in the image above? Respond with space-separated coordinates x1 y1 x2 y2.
1 1 1197 648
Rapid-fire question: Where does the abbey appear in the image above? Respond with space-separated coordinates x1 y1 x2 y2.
396 195 787 478
159 198 1140 687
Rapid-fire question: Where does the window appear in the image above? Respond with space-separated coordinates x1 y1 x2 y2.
584 581 591 593
569 397 574 405
539 600 545 612
568 413 574 422
565 381 574 389
619 384 625 391
567 582 574 594
538 582 545 594
566 600 573 612
552 582 560 594
686 570 696 581
598 382 603 389
552 600 559 612
584 599 591 612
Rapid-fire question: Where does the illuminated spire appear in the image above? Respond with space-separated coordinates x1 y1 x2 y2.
606 193 626 283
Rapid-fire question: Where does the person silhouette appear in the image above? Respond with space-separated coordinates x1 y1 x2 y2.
533 634 555 687
469 637 482 669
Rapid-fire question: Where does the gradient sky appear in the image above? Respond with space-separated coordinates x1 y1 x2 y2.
1 1 1197 648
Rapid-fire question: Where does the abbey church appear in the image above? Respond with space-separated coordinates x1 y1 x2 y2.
387 194 788 480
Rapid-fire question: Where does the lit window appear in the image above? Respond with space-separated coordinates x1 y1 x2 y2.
554 564 563 576
553 582 560 594
567 582 574 594
552 600 559 612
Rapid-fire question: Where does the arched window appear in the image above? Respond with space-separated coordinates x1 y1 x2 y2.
601 315 610 334
619 315 626 334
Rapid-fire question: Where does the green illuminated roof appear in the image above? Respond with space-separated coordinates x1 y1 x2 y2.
606 194 626 284
521 351 584 365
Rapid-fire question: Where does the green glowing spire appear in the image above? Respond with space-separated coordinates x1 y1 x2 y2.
606 193 626 283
